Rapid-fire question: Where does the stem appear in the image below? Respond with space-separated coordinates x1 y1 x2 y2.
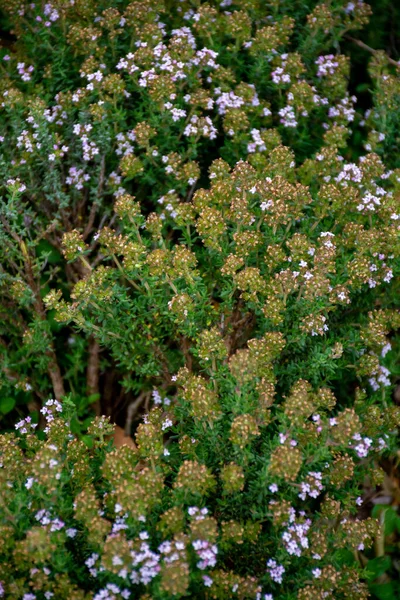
80 256 92 272
18 238 66 400
166 276 178 294
87 335 101 416
310 216 323 232
112 254 141 291
128 217 143 244
125 392 148 436
297 285 303 301
345 35 400 67
374 509 386 557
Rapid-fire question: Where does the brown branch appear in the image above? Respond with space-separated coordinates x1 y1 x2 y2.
83 155 106 240
102 368 116 417
38 220 59 244
153 345 173 384
82 200 98 241
1 213 65 399
74 185 89 225
86 335 101 415
222 297 256 356
47 356 65 400
0 337 47 413
180 335 193 371
345 35 400 67
0 215 22 245
185 180 197 203
124 391 149 436
21 240 65 400
59 207 73 232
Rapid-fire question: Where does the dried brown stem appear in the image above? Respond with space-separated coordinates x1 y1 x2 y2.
83 155 106 240
86 335 101 415
82 201 98 241
102 368 116 418
224 298 255 356
47 357 65 400
153 345 173 384
17 235 65 400
345 35 400 67
124 392 149 436
181 336 193 371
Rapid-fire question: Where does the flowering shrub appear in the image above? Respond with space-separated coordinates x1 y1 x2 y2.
0 0 400 598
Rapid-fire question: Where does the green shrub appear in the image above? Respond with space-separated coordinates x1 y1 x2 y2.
0 0 400 598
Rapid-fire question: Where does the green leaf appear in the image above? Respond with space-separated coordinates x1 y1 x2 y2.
372 505 386 519
36 239 62 264
335 549 356 566
369 582 397 600
87 393 100 404
0 397 16 414
366 556 391 580
69 415 81 435
46 309 64 332
82 416 94 429
384 508 398 536
356 83 370 93
81 435 94 449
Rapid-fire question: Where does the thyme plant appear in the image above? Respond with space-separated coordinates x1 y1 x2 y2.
0 0 400 598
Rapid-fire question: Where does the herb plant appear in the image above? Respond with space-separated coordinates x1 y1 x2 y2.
0 1 400 598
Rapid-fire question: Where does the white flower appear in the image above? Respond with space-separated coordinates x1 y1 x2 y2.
161 418 173 430
312 568 322 578
66 528 77 538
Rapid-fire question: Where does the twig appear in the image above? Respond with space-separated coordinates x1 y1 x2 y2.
345 35 400 67
185 181 197 203
124 392 149 436
82 201 99 241
152 345 173 384
83 155 106 240
47 358 65 400
181 336 193 371
16 235 65 399
374 508 387 557
86 335 101 415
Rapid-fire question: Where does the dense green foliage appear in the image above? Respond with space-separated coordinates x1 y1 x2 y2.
0 0 400 599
